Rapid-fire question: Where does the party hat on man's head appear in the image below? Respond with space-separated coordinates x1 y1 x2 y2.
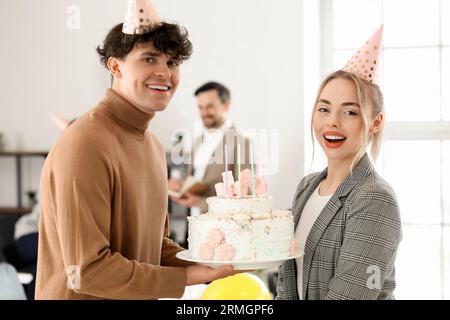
342 25 383 83
122 0 160 35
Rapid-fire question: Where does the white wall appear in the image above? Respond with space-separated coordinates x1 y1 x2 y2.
0 0 305 209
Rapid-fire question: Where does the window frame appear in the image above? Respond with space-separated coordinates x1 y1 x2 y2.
307 0 450 300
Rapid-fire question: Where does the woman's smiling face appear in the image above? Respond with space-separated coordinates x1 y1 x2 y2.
313 77 367 163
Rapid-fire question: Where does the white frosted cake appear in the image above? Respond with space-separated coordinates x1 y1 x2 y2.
187 195 296 261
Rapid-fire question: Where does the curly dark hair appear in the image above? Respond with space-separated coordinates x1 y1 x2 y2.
96 22 193 68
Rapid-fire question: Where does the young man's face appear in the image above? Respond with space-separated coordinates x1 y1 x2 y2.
110 42 180 114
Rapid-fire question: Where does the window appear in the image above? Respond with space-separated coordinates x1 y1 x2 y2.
305 0 450 299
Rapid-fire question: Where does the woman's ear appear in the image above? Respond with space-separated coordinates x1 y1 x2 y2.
107 57 123 79
370 113 384 134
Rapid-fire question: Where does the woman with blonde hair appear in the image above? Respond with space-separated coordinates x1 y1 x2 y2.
276 26 402 300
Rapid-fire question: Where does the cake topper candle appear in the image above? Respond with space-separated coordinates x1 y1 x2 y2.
214 183 225 196
258 141 264 179
222 171 234 196
258 141 267 194
250 143 256 197
224 143 229 196
237 143 241 197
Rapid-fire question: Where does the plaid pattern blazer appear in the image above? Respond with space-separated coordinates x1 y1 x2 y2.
276 154 402 300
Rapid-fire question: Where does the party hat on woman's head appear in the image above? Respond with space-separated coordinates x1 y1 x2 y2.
122 0 160 35
342 25 383 84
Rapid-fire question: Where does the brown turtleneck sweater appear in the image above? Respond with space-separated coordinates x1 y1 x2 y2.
36 89 190 300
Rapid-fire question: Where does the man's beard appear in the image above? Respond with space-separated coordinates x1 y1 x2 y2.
203 117 221 129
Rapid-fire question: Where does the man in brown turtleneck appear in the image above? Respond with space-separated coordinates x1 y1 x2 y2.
35 21 234 300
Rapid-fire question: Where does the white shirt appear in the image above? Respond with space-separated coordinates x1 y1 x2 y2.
295 182 332 299
190 119 232 217
14 201 40 240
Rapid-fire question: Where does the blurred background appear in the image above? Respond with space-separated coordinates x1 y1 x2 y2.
0 0 449 300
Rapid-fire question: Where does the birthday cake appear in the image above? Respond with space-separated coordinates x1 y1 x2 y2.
187 169 296 261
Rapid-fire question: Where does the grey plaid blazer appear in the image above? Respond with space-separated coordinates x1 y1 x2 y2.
276 154 402 300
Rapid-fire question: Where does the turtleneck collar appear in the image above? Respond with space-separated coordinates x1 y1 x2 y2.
99 89 155 135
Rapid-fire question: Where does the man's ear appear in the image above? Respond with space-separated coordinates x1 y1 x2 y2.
370 112 384 134
223 100 231 112
107 57 123 79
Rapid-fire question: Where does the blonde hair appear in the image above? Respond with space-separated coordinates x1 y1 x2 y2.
310 70 384 168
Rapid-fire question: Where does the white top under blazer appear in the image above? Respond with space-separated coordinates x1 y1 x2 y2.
295 182 332 298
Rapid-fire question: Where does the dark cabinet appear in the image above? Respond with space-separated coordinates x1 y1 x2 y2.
0 151 47 215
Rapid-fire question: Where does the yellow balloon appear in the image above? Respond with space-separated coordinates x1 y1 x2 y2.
200 273 272 300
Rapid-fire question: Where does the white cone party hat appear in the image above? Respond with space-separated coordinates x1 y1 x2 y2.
122 0 160 35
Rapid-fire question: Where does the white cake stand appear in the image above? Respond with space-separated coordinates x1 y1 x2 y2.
176 250 304 270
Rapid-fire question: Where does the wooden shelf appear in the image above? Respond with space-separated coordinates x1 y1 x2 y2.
0 151 48 208
0 207 33 215
0 151 48 157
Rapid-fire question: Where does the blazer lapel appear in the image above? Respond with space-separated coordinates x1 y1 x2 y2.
301 184 344 299
300 153 374 299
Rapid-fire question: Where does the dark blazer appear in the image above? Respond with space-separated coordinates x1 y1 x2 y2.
276 154 402 300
